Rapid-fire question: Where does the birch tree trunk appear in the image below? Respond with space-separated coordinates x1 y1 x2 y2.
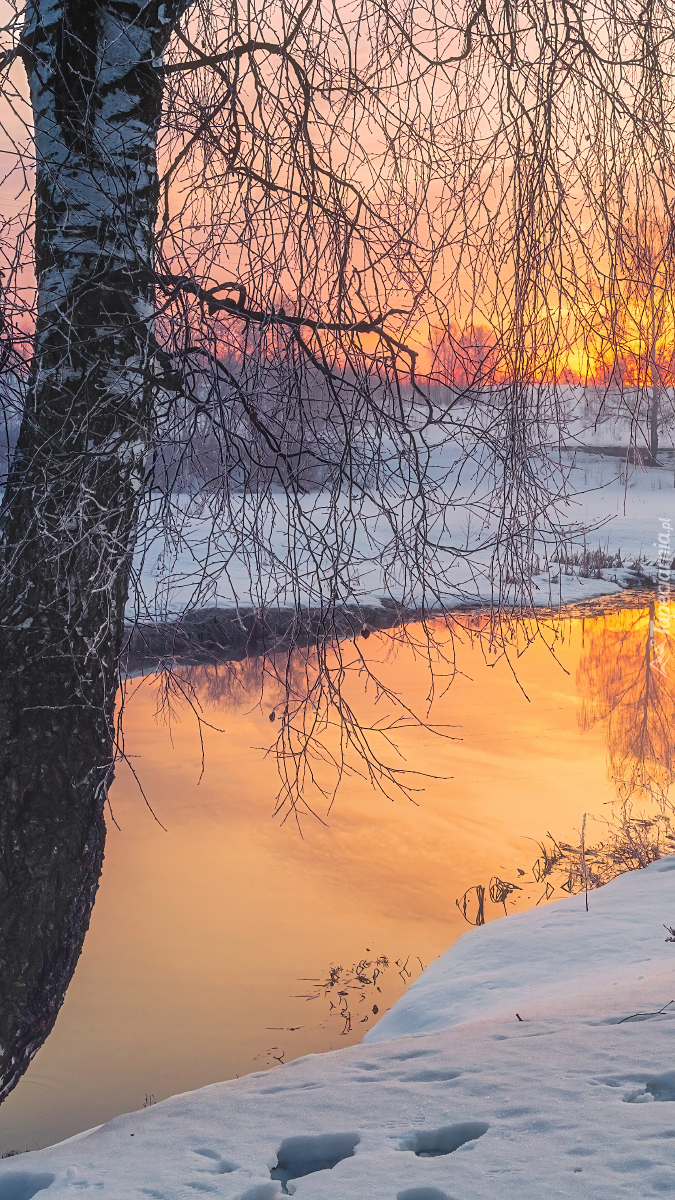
0 0 179 1101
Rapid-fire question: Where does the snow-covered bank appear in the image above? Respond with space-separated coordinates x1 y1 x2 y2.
365 852 675 1041
4 856 674 1199
121 449 674 669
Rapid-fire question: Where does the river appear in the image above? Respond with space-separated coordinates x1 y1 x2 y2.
0 595 671 1155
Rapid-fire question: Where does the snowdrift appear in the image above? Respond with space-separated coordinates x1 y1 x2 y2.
1 856 674 1198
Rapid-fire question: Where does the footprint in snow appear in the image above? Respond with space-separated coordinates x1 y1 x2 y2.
623 1070 675 1103
400 1122 489 1157
270 1132 359 1193
0 1175 56 1200
400 1069 462 1083
389 1049 436 1062
236 1186 282 1200
397 1190 455 1200
191 1148 238 1173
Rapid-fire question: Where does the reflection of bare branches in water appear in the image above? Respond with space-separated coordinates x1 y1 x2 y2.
458 602 675 923
453 604 675 924
456 875 523 925
457 805 675 927
456 884 487 927
530 813 675 895
248 950 422 1070
141 610 573 825
296 953 423 1036
254 1047 288 1068
577 604 675 808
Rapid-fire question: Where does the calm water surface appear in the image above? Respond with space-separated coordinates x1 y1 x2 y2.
0 600 668 1154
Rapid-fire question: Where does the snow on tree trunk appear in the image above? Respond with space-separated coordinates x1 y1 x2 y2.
0 0 181 1100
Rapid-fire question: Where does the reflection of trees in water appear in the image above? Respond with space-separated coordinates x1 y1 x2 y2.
6 606 662 1104
456 603 675 926
156 612 561 825
152 625 466 824
515 603 675 907
174 656 291 712
577 605 675 807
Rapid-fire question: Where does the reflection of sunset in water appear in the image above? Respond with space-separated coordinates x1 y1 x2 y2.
578 604 675 805
0 601 671 1155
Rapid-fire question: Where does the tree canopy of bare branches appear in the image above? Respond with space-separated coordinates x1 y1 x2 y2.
0 0 674 1103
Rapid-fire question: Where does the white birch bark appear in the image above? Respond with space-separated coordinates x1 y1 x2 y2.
0 0 186 1102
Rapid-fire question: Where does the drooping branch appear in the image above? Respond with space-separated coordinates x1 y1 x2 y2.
0 0 674 1104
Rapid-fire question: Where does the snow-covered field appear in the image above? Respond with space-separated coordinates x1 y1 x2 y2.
132 448 675 618
4 855 674 1199
525 450 675 607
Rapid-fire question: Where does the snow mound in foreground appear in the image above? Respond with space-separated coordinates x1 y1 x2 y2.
366 853 675 1040
1 857 673 1199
